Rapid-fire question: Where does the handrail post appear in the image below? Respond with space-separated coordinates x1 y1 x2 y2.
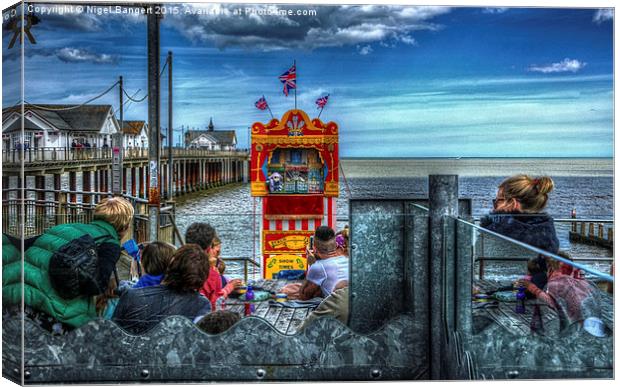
429 175 458 380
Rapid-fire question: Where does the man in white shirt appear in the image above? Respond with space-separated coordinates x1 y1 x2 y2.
298 226 349 300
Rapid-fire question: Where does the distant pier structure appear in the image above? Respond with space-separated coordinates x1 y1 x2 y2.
2 104 250 199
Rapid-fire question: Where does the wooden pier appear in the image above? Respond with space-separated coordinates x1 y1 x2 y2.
2 146 249 200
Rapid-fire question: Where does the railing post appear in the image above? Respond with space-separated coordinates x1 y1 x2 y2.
56 192 67 225
429 175 459 380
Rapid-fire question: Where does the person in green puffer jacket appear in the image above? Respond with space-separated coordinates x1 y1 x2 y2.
2 197 134 332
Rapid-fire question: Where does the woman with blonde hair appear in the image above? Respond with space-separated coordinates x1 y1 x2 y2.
480 175 559 254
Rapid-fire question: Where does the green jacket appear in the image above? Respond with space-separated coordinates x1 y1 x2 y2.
2 220 119 328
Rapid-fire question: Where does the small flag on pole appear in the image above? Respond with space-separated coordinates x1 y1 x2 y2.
279 64 296 96
315 94 329 109
255 96 268 110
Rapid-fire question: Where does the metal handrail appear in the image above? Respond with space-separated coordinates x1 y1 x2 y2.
455 216 614 282
475 256 614 263
220 256 261 282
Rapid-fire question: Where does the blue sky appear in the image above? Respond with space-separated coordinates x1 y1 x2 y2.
2 3 614 157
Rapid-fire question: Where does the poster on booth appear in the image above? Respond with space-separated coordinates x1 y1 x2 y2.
264 254 307 279
262 231 312 278
263 231 313 252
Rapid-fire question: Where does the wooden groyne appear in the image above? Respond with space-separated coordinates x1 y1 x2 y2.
568 210 613 249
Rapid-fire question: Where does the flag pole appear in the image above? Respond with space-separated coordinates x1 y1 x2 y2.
317 93 329 119
265 95 274 119
294 59 297 110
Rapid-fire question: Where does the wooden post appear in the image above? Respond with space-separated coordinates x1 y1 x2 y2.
122 167 128 194
56 191 67 225
580 222 586 236
588 223 594 238
598 224 604 239
139 166 145 198
82 171 92 206
131 167 136 197
69 171 77 221
608 228 613 243
35 175 46 234
571 208 577 232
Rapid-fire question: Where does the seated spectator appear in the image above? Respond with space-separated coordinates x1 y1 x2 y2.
2 197 133 333
196 310 241 334
295 226 349 301
518 251 606 336
184 223 241 310
133 241 176 288
112 244 211 334
212 236 229 288
298 280 349 331
480 175 559 254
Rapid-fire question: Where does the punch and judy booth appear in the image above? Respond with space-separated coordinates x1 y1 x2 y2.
250 109 339 278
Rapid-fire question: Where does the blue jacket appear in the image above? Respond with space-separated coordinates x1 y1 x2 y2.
480 212 559 254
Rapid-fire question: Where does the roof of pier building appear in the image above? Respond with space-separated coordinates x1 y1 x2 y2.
184 119 237 147
2 104 119 134
121 120 147 135
185 130 237 146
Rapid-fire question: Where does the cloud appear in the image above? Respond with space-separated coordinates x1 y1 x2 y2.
168 4 450 51
56 47 119 64
528 58 586 73
3 46 120 64
357 45 373 55
593 9 613 24
482 8 509 14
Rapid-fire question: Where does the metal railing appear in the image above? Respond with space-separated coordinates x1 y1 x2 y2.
1 189 177 246
458 217 614 283
220 256 261 283
2 146 249 164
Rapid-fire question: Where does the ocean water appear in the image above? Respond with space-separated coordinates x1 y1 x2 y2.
173 158 614 281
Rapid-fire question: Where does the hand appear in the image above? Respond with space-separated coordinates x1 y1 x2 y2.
514 278 531 289
229 279 243 289
306 248 317 266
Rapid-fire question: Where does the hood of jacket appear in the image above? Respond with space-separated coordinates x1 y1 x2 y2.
479 212 560 254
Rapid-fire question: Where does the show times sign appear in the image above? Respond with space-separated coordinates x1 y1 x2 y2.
264 254 306 279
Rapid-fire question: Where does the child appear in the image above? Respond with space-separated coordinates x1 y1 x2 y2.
133 241 176 289
196 310 241 334
200 237 242 310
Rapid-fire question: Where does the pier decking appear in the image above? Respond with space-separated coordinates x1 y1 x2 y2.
224 279 317 335
474 279 614 337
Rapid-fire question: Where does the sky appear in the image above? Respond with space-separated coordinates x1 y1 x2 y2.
1 2 614 157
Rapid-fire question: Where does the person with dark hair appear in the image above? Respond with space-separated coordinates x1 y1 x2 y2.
185 222 217 251
133 241 176 289
196 310 241 334
296 225 349 301
480 174 559 254
185 223 241 310
112 244 211 334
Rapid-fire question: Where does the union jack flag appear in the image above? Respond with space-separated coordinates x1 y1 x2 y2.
315 94 329 109
255 96 268 110
279 64 296 96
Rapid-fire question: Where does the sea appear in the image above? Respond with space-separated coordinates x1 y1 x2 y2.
171 158 614 282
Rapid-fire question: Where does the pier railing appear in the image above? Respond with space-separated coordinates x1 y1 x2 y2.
1 188 180 246
2 146 249 163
